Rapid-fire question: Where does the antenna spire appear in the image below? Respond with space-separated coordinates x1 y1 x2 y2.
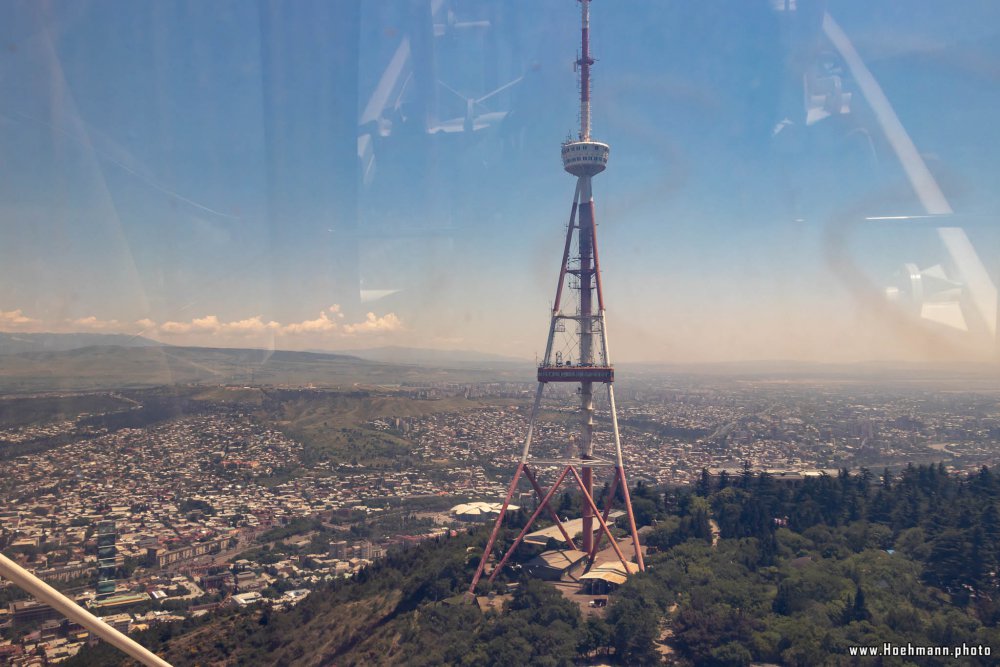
578 0 594 140
468 0 641 602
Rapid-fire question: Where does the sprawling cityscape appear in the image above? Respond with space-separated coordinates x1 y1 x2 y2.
3 372 1000 663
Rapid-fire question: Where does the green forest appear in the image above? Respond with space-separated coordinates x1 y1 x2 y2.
69 464 1000 666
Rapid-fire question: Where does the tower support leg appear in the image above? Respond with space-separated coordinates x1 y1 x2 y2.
581 464 594 553
567 466 631 574
469 381 548 598
523 466 578 550
467 463 525 596
605 379 645 571
587 468 619 564
487 466 573 585
616 465 645 571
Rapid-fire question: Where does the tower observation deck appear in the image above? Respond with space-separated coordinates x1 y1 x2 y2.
561 140 609 177
469 0 643 598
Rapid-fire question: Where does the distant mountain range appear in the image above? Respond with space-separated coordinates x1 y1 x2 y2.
0 334 528 367
327 345 530 366
0 332 162 356
0 342 527 394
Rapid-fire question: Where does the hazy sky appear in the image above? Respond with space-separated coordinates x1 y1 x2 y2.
2 1 1000 363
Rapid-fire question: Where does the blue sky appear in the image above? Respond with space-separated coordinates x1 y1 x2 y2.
2 1 999 362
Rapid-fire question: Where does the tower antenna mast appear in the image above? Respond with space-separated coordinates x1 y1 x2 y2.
579 0 593 141
468 0 644 599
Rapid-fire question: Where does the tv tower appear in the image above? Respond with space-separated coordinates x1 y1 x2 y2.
469 0 643 596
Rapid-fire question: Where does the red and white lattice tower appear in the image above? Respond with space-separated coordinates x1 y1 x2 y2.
469 0 643 596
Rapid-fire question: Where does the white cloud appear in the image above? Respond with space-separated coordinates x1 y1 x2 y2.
72 316 121 330
0 309 40 330
160 320 194 334
2 305 403 343
280 310 339 334
161 315 224 335
191 315 222 332
222 316 280 335
342 312 402 335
